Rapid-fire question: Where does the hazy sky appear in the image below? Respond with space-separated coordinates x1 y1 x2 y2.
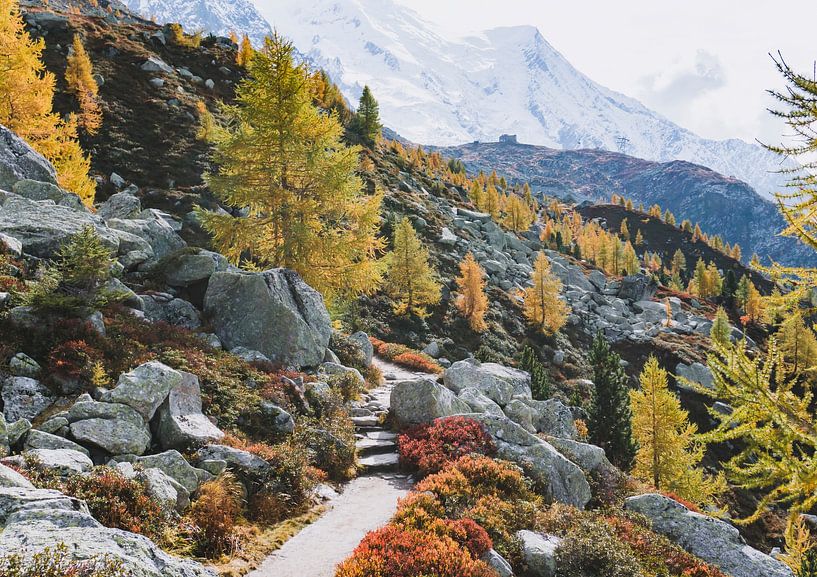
392 0 816 145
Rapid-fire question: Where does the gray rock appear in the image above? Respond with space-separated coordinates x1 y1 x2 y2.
460 414 591 508
204 269 332 368
25 449 93 476
68 401 151 455
675 362 715 391
320 362 365 389
0 125 57 191
107 215 186 262
141 295 202 329
0 414 7 456
422 341 442 359
139 467 190 512
391 379 472 425
259 401 295 435
521 398 578 439
503 399 538 432
443 360 532 406
483 549 514 577
105 361 182 421
618 274 658 302
517 530 560 577
140 56 174 74
163 249 228 287
457 388 505 418
348 331 374 367
230 347 270 362
0 232 22 257
2 376 52 422
110 172 126 189
439 227 458 246
6 419 31 446
625 493 793 577
97 190 142 220
195 444 270 487
24 430 89 456
0 486 91 528
127 450 209 494
9 353 40 378
0 463 33 488
12 179 84 210
545 437 614 475
156 371 223 450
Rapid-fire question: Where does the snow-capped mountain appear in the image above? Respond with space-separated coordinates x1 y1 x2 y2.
122 0 272 46
258 0 787 200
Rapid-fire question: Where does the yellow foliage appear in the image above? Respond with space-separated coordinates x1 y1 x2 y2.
385 217 441 317
523 252 568 335
65 34 102 135
501 193 534 232
237 34 254 67
455 252 488 332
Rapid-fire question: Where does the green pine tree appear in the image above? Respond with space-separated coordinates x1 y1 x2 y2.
350 85 382 146
520 345 552 400
587 332 636 470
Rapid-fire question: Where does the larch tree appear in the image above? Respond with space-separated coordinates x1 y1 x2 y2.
523 252 569 335
65 34 102 135
484 183 500 219
385 217 441 317
0 0 95 205
199 33 384 302
634 229 644 246
469 181 485 210
502 194 534 232
710 306 732 346
776 313 817 381
587 331 636 470
619 218 630 240
455 252 489 332
236 34 254 67
350 85 382 146
631 356 724 507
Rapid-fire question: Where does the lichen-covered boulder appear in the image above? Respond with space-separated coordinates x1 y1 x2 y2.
0 125 57 190
456 414 591 509
458 388 505 418
104 361 182 421
391 379 472 426
24 449 93 476
517 530 560 577
117 450 210 494
443 359 532 406
0 463 33 488
67 401 151 456
24 430 90 456
2 376 53 422
204 268 331 368
162 249 228 287
107 214 186 262
156 371 224 451
348 331 374 367
625 493 794 577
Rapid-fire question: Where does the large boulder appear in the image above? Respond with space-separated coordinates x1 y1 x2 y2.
675 362 715 392
119 450 210 494
625 493 794 577
458 388 505 418
25 449 93 476
391 379 472 426
545 437 615 476
517 530 561 577
204 269 332 368
0 125 57 190
443 360 532 406
458 414 591 508
0 486 215 576
517 398 578 439
140 295 202 330
24 430 90 456
195 444 269 490
618 274 658 302
67 400 151 456
97 190 142 220
0 463 33 488
0 195 118 258
107 215 186 262
348 331 374 367
104 361 182 421
2 376 52 422
156 371 224 450
162 249 228 287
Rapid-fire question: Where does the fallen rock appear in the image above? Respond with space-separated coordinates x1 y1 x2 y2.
156 371 224 450
517 530 560 577
107 215 186 262
162 249 228 287
675 362 715 392
12 179 84 210
618 274 658 302
104 361 182 421
97 190 142 220
625 493 794 577
458 414 591 508
204 268 331 368
391 379 472 425
195 444 269 489
9 353 40 378
458 388 505 418
443 360 532 406
0 463 32 488
123 450 209 494
24 430 89 456
0 125 57 190
2 376 52 422
348 331 374 367
25 449 93 476
68 401 151 456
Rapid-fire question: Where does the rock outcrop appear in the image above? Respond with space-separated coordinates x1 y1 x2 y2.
0 125 57 190
391 379 471 425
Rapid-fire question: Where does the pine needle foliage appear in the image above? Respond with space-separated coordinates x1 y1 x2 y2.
454 252 489 332
710 306 732 346
350 85 382 147
631 356 724 507
385 217 441 317
587 332 636 470
523 252 568 336
0 0 95 205
65 34 102 135
520 345 552 400
199 33 384 302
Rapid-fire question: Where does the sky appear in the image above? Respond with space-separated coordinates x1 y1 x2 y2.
392 0 816 145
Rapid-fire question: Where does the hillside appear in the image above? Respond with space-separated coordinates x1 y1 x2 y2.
438 141 813 267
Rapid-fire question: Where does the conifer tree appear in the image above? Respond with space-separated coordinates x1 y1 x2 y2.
200 33 383 301
0 0 95 205
350 85 382 146
385 217 441 317
631 356 723 506
484 183 500 219
521 345 552 400
236 34 254 67
744 282 765 324
710 306 731 346
587 332 636 469
776 313 817 380
634 229 644 246
664 209 676 226
523 252 568 335
670 249 686 277
455 252 488 332
735 275 750 309
722 269 738 301
469 181 484 209
502 194 534 232
65 34 102 135
619 218 630 240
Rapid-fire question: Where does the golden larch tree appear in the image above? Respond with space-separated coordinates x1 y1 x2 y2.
65 34 102 134
502 193 534 232
455 252 489 332
385 217 441 317
631 356 724 507
236 34 254 67
523 252 568 335
199 33 383 302
0 0 95 205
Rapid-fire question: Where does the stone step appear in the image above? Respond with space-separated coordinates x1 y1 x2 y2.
351 415 380 429
365 430 398 442
358 452 400 474
356 437 397 456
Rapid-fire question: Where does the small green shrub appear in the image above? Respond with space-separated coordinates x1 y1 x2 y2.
556 519 645 577
0 543 125 577
294 406 357 482
520 345 552 400
327 371 363 403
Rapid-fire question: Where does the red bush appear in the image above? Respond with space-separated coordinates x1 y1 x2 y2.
335 525 496 577
47 339 103 382
398 417 495 475
369 337 443 374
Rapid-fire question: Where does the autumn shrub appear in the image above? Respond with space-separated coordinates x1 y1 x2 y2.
398 416 495 476
327 371 364 402
335 525 496 577
370 337 443 373
47 339 104 385
0 543 125 577
187 473 243 558
556 518 644 577
168 23 201 48
294 407 357 482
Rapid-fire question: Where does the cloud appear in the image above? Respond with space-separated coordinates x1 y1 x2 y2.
639 49 727 114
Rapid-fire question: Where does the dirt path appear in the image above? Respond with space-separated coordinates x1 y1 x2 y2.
247 357 430 577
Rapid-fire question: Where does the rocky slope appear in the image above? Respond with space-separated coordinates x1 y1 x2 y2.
438 141 813 267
